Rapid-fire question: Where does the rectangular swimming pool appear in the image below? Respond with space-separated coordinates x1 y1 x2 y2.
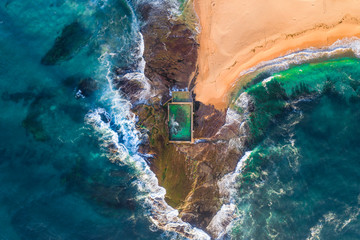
168 102 193 142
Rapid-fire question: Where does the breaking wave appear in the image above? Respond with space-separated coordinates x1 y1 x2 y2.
84 1 210 238
86 0 360 237
208 37 360 239
207 151 252 239
239 37 360 78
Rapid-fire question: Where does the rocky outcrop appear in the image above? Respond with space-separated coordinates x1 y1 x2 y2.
75 78 99 99
136 1 199 99
133 96 247 231
122 1 247 235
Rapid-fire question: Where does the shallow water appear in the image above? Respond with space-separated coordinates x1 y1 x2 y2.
231 58 360 240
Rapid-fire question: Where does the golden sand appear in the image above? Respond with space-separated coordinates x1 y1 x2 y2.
193 0 360 109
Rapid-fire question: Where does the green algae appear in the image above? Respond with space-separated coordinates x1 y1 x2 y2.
134 103 193 208
172 91 191 102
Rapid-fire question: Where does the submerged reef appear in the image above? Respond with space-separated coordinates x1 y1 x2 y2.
41 21 90 65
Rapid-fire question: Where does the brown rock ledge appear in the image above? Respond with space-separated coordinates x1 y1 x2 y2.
120 1 248 234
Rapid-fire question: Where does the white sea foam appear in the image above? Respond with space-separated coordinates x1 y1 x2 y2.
132 0 182 17
306 212 337 240
207 151 252 239
209 37 360 239
206 92 254 239
88 4 360 239
239 37 360 78
85 13 210 239
307 222 324 240
306 206 360 239
85 97 210 240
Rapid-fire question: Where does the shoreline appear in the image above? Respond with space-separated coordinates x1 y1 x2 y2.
127 1 360 238
193 0 360 109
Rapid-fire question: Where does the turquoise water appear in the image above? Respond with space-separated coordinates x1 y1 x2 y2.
0 0 166 239
231 58 360 239
3 0 360 239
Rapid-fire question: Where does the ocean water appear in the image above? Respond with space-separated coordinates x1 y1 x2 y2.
230 58 360 239
0 0 169 239
2 0 360 239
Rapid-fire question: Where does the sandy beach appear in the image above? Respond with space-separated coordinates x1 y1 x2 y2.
193 0 360 109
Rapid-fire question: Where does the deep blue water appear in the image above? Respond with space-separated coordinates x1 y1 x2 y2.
231 59 360 239
0 0 164 239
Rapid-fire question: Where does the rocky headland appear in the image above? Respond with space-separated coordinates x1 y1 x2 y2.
114 1 250 236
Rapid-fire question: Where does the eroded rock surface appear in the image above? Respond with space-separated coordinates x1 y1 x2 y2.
137 2 199 98
118 1 248 235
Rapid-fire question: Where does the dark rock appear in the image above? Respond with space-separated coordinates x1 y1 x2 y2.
75 78 98 99
136 2 198 98
63 76 98 99
99 111 111 123
193 102 227 138
127 2 247 235
113 75 146 102
180 184 220 227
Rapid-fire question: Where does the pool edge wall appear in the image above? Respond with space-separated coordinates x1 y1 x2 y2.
168 102 193 143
